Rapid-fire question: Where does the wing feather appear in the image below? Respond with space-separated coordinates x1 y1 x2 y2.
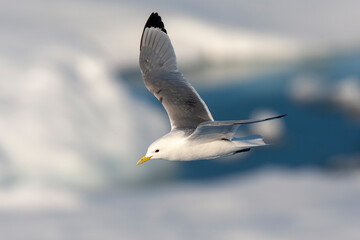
139 13 213 129
197 114 287 127
189 114 287 141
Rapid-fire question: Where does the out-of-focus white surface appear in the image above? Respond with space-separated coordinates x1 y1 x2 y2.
0 170 359 240
0 46 175 189
289 75 360 118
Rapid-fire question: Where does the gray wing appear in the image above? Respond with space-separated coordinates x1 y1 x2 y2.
188 124 240 142
189 114 287 142
195 114 287 127
139 13 213 130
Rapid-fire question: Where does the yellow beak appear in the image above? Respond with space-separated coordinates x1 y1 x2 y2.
137 156 152 165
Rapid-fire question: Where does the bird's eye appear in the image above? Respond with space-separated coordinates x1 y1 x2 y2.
155 149 160 153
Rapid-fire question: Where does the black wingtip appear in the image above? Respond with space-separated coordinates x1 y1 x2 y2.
276 114 288 119
140 12 167 51
144 12 167 34
262 114 287 122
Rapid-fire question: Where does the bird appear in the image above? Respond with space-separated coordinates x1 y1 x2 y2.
137 12 286 165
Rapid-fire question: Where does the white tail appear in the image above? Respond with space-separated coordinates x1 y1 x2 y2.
233 135 267 148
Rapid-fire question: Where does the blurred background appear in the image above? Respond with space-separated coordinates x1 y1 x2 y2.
1 0 360 239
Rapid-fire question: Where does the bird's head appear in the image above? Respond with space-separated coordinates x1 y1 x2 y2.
137 138 169 165
137 131 187 165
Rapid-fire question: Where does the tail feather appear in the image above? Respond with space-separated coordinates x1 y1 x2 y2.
233 134 267 148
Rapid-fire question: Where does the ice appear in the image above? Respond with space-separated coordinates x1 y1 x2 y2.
1 170 359 240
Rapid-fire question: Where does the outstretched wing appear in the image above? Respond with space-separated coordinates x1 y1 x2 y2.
196 114 287 127
189 114 287 142
188 124 240 142
139 12 213 130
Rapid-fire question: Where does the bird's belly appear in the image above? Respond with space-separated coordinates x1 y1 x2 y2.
170 140 237 161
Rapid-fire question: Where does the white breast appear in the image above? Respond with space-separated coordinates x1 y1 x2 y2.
166 138 237 161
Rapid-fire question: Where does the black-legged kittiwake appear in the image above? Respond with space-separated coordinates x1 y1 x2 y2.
137 13 286 165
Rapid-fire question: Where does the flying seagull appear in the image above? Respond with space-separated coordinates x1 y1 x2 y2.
137 12 286 165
